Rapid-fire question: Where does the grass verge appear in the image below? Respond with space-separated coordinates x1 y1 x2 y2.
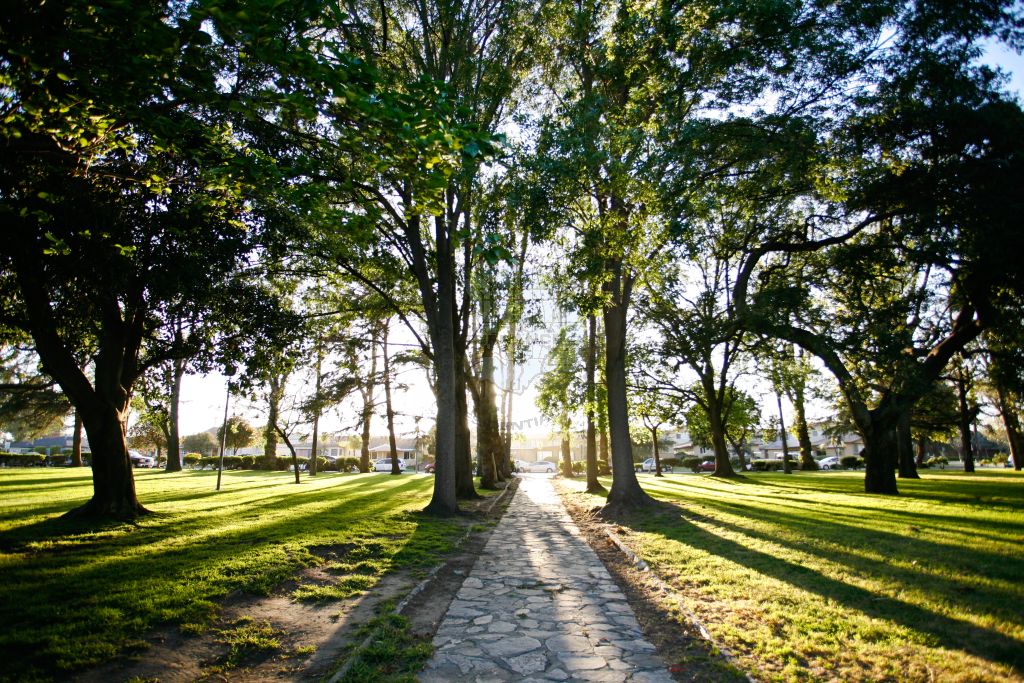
561 469 1024 682
0 469 464 682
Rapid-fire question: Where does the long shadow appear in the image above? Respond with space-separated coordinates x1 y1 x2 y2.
612 501 1024 672
0 477 454 681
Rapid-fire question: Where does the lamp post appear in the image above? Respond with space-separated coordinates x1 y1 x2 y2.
216 368 235 491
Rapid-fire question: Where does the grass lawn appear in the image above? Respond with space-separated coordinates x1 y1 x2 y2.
0 468 466 682
561 469 1024 682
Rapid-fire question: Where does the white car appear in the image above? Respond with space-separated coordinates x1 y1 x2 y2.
818 456 841 470
635 458 672 473
373 458 405 472
129 451 155 468
523 460 556 473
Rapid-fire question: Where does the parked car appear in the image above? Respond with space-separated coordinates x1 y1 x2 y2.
129 451 155 468
523 460 556 473
373 458 405 472
635 458 672 473
818 456 841 470
699 460 716 472
423 462 436 473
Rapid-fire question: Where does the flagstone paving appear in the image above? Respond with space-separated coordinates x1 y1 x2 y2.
420 475 674 682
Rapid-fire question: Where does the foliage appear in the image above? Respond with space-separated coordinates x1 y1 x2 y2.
216 416 255 456
182 432 217 456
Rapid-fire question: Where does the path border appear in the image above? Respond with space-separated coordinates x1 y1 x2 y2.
326 481 516 683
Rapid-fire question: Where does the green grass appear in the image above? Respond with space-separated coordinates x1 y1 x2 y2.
562 470 1024 682
0 469 463 682
327 606 434 683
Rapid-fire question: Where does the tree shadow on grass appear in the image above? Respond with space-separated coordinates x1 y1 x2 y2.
0 476 462 682
621 499 1024 673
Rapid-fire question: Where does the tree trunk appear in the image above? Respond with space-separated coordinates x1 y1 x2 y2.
603 273 653 509
424 212 459 515
651 426 663 478
860 412 900 494
916 438 927 466
996 384 1023 471
359 334 378 474
71 397 147 518
707 396 737 477
383 324 401 475
275 426 300 483
71 410 84 467
163 357 184 472
264 373 283 470
309 344 322 477
955 366 975 472
453 356 479 498
584 314 604 492
896 406 919 478
792 383 816 470
561 431 573 477
777 393 792 475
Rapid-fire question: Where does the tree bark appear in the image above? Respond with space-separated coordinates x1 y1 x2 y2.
309 343 322 477
71 410 84 467
359 331 378 474
382 322 401 475
165 357 184 472
996 384 1023 471
603 265 653 509
584 314 604 492
263 373 283 470
792 383 817 470
955 365 975 472
650 425 663 478
453 356 479 498
561 432 573 477
896 407 919 478
777 393 792 474
916 437 928 466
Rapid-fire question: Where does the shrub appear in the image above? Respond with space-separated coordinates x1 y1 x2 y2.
183 453 201 467
681 457 701 473
925 455 948 469
0 452 47 467
839 455 864 469
751 459 785 471
239 455 256 469
993 454 1009 465
571 461 586 475
597 459 611 475
661 457 682 468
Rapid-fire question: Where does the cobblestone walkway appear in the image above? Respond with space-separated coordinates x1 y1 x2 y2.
420 475 673 682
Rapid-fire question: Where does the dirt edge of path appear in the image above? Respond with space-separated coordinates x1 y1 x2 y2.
554 480 754 683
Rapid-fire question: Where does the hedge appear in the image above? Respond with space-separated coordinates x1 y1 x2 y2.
751 458 786 471
839 455 864 469
0 452 47 467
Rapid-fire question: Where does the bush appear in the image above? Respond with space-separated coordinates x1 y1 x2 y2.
0 452 47 467
993 454 1009 465
925 455 948 469
839 455 864 469
751 459 785 472
239 455 256 469
183 453 201 467
681 456 701 473
571 461 586 475
597 459 611 475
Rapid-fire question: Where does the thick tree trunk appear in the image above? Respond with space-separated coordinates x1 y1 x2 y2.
309 345 322 477
71 398 147 518
263 373 283 470
584 314 604 492
424 214 458 515
916 438 928 466
603 277 653 509
164 358 184 472
896 407 919 479
71 410 84 467
707 397 736 477
792 384 816 470
996 385 1023 471
860 413 899 494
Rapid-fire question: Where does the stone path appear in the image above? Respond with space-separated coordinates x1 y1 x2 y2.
420 475 674 682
